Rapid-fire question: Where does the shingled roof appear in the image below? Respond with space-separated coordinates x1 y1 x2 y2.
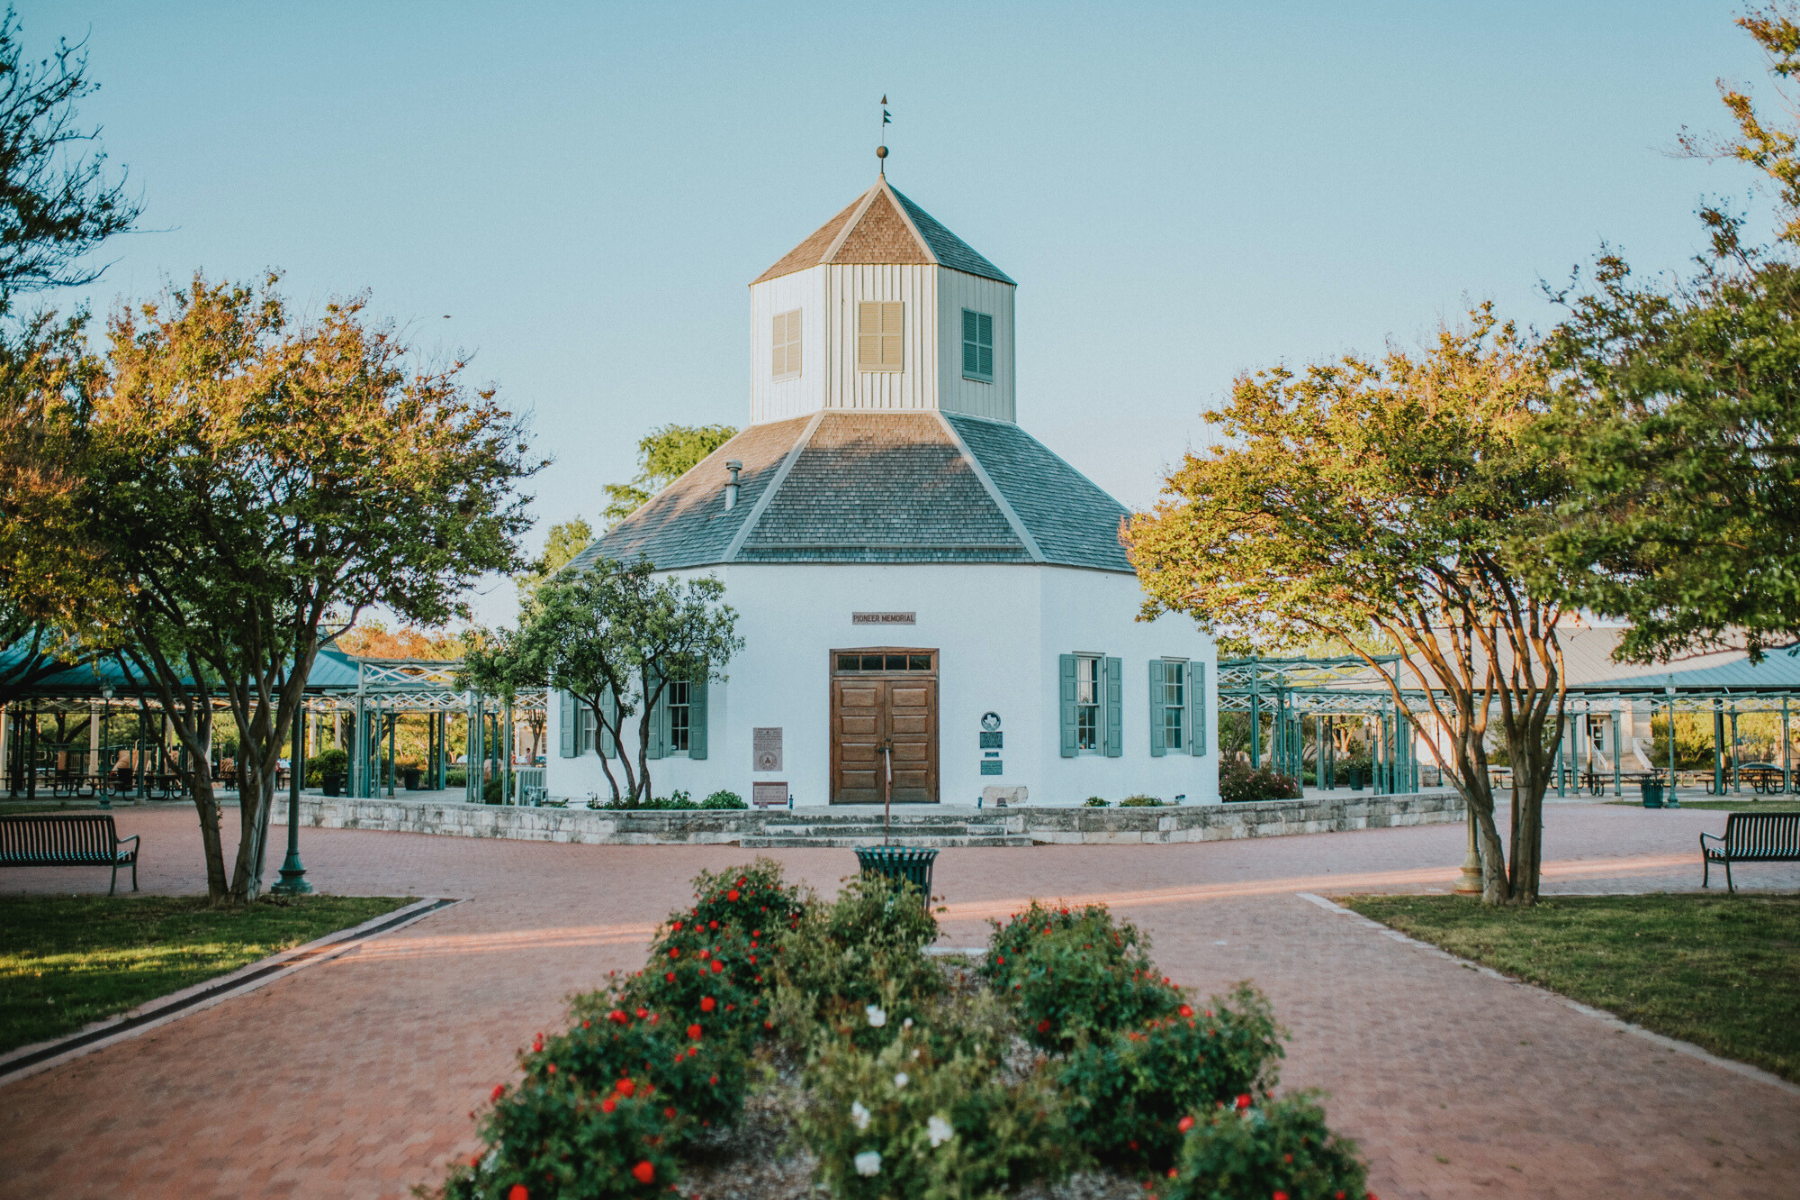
753 177 1014 286
566 412 1131 575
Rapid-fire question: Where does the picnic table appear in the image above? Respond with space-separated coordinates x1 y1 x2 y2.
1735 763 1788 794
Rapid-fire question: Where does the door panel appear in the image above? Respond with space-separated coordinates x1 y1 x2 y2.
831 653 939 804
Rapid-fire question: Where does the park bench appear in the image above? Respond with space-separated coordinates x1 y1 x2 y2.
0 813 140 895
1700 811 1800 894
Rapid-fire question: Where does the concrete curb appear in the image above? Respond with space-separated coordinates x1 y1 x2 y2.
0 896 460 1087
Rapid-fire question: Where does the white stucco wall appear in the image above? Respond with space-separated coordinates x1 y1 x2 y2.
546 563 1217 808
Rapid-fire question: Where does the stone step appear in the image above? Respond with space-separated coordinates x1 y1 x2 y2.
739 833 1036 849
759 823 1010 839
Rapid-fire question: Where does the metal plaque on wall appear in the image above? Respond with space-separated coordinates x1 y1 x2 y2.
753 726 783 771
980 760 1003 775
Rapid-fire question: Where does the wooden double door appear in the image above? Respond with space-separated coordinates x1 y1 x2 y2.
830 648 938 804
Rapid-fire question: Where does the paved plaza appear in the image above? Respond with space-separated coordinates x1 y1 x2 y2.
1 802 1795 1200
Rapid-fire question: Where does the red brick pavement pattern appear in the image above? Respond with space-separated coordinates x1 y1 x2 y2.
1 802 1794 1200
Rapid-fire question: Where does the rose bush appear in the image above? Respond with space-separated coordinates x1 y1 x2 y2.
1059 983 1285 1171
1155 1091 1369 1200
441 1072 683 1200
984 902 1182 1052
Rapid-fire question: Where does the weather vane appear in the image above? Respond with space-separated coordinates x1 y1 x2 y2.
878 95 890 174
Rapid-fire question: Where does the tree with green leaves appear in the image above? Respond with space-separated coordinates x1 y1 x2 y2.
0 7 139 704
513 515 593 614
1127 309 1569 904
24 272 538 902
602 423 736 527
463 557 741 804
1532 4 1800 662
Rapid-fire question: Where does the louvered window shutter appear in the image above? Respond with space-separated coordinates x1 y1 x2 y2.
1105 657 1123 757
688 670 708 760
645 670 666 760
787 311 802 376
962 309 979 375
1189 662 1206 756
977 312 993 378
600 687 618 759
558 691 576 758
1059 654 1078 758
773 310 801 379
1148 661 1166 757
859 301 903 371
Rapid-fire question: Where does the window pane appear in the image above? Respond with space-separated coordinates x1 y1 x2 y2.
909 655 930 671
885 654 907 670
837 654 860 672
862 654 885 671
1165 707 1183 750
1077 706 1098 750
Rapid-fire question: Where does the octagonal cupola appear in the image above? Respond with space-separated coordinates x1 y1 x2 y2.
748 175 1016 425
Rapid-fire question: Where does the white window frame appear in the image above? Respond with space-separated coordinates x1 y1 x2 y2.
665 676 691 756
961 308 994 382
577 705 596 756
1161 657 1187 752
1075 653 1104 754
772 308 801 381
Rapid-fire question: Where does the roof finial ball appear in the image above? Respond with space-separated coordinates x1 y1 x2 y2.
878 95 891 175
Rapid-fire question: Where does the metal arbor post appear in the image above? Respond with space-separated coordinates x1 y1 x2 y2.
1729 705 1739 793
1713 701 1725 796
1785 698 1793 795
1612 702 1622 796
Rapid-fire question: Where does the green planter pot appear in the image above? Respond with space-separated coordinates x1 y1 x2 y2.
854 846 939 906
322 772 345 798
1348 767 1364 791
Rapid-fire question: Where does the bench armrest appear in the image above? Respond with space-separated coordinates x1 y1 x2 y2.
116 833 140 851
1699 830 1725 850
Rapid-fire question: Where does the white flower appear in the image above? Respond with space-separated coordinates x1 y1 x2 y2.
866 1005 887 1027
854 1150 882 1177
902 1017 913 1029
851 1101 871 1131
927 1115 954 1147
893 1072 909 1089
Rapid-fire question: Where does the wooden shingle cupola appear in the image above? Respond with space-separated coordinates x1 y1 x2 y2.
748 177 1016 425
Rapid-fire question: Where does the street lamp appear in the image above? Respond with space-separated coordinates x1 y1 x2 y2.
272 702 312 895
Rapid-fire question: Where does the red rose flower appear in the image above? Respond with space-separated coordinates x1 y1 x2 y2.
701 996 716 1012
608 1009 628 1025
1178 1005 1194 1018
709 1074 718 1085
669 948 681 958
709 920 718 930
1178 1116 1194 1133
1274 1193 1289 1200
491 1084 505 1101
664 1106 677 1118
1235 1094 1253 1110
671 920 682 931
508 1186 528 1200
688 1024 703 1040
1128 1140 1138 1151
546 1063 556 1074
636 1007 648 1019
602 1096 616 1112
710 960 723 974
752 929 760 937
616 1078 636 1097
665 971 676 983
631 1161 655 1183
727 889 740 901
469 1153 482 1168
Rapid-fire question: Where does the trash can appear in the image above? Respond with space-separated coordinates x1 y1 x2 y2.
854 846 939 906
1640 779 1664 808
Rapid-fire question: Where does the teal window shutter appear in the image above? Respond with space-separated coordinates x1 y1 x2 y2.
601 687 619 759
1105 657 1123 757
646 670 666 760
558 690 575 758
1148 660 1166 757
688 671 708 760
1190 662 1207 756
1059 654 1078 758
961 309 994 380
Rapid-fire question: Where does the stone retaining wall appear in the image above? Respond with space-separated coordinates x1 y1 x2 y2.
274 790 1464 846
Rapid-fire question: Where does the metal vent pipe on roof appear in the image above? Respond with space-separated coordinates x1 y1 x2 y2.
723 460 742 510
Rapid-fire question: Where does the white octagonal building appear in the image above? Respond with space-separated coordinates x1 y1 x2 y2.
549 172 1217 808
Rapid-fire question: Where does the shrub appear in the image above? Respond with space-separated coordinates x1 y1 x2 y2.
1156 1091 1368 1200
305 748 347 786
445 767 467 788
798 1010 1076 1200
984 902 1180 1052
1119 794 1163 807
686 858 807 940
535 996 751 1133
702 789 747 809
1083 796 1110 807
1219 760 1303 804
440 1072 683 1200
772 873 943 1053
1059 983 1285 1172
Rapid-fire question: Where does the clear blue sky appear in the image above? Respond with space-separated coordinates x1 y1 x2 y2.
22 0 1769 626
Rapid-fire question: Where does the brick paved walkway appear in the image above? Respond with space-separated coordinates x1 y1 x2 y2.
1 802 1794 1199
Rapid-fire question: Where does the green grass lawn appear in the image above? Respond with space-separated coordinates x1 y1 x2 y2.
0 893 411 1054
1607 798 1800 812
1342 893 1800 1083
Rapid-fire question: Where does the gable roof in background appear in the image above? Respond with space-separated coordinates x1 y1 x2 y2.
753 177 1015 286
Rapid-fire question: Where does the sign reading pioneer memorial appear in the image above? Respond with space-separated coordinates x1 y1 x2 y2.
851 611 916 625
753 727 783 772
